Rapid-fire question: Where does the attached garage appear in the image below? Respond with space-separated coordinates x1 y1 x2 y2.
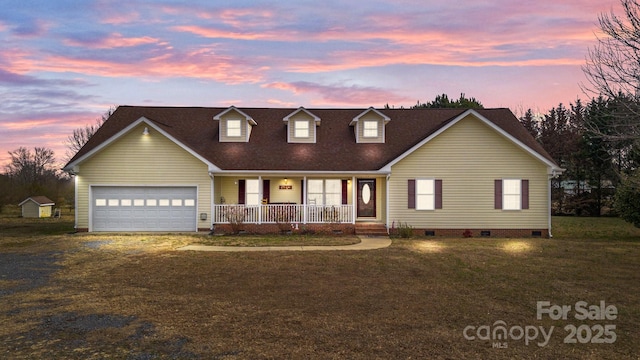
91 186 197 232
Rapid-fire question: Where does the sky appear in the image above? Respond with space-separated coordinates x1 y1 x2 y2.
0 0 621 169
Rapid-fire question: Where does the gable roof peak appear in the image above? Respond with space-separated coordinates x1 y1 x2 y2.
213 105 257 125
283 106 321 124
350 107 391 126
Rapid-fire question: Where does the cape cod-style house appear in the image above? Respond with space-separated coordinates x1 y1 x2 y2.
63 105 562 237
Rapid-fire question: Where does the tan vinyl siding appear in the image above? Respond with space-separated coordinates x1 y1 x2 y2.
287 112 316 143
388 115 549 229
219 109 250 142
218 177 244 204
356 113 385 143
75 124 212 230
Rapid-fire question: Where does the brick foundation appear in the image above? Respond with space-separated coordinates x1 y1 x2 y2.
390 228 550 238
213 223 356 235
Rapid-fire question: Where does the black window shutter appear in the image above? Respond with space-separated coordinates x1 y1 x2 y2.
408 179 416 209
435 179 443 209
238 179 245 204
300 179 304 204
263 179 270 204
521 179 529 209
494 179 502 209
342 180 348 205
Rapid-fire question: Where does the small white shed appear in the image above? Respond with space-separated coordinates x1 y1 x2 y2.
19 196 55 218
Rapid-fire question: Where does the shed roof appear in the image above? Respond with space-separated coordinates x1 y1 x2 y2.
19 196 55 206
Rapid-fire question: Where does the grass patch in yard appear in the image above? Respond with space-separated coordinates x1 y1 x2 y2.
1 212 640 358
196 233 360 247
552 216 640 241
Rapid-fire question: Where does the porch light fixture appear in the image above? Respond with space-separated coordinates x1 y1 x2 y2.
284 177 288 184
142 127 149 135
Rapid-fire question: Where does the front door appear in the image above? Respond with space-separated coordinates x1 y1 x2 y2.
357 179 376 217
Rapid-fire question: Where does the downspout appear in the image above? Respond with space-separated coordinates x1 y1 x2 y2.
386 174 390 234
548 171 555 238
74 173 79 231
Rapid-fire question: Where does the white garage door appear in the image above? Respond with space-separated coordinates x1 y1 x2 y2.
92 186 197 232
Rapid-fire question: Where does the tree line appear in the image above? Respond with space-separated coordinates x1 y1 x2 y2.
519 97 638 217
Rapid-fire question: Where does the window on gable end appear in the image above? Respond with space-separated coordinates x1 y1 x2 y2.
502 179 522 210
227 119 242 137
409 179 442 210
416 179 435 210
294 119 309 138
363 120 378 138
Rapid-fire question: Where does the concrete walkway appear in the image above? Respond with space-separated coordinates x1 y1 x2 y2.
177 236 391 252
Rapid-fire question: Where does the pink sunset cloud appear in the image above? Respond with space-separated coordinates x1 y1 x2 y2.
0 0 624 170
263 81 411 106
63 33 163 49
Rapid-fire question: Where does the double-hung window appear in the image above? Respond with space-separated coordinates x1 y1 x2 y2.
245 179 260 205
495 179 529 210
502 179 521 210
294 120 309 138
363 120 378 138
227 119 241 137
408 179 442 210
307 179 342 206
416 179 435 210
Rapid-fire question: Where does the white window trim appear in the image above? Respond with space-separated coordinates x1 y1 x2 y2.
307 179 342 206
503 178 522 210
294 119 310 138
415 178 435 210
362 119 379 138
226 119 242 137
245 179 261 206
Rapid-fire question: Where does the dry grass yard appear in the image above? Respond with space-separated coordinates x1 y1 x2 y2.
1 206 639 359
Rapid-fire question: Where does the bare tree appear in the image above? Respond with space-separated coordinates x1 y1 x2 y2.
582 0 640 144
64 106 115 162
5 147 56 184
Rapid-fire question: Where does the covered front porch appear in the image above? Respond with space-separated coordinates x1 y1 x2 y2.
210 175 386 228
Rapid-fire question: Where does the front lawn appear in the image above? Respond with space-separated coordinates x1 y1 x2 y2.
0 213 639 358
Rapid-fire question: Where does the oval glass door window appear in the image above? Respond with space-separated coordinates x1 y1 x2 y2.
362 184 371 204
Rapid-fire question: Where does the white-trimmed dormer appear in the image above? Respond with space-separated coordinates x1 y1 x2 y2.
213 106 257 142
283 107 321 143
349 107 391 143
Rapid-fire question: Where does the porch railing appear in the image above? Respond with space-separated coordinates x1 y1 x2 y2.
213 204 354 224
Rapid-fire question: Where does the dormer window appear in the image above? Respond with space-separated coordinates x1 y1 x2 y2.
227 119 242 137
350 107 391 143
284 107 321 143
294 119 309 138
363 120 379 138
214 106 257 143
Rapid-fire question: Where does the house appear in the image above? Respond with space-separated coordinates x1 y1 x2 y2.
63 106 563 237
19 196 55 218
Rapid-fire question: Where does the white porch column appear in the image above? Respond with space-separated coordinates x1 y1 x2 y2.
258 175 262 224
210 173 215 231
352 176 356 223
386 174 390 232
303 176 307 224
